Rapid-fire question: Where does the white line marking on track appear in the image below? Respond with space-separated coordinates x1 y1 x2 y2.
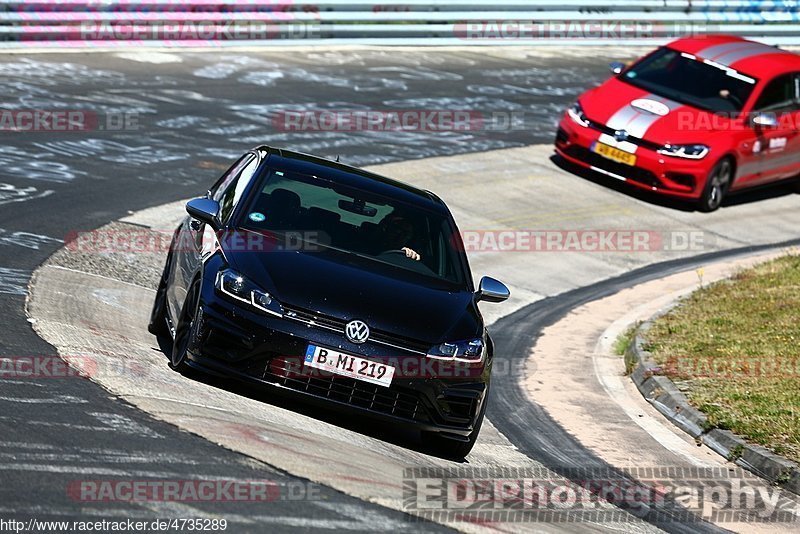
0 379 44 387
0 267 30 295
89 412 164 439
0 394 87 404
0 452 202 466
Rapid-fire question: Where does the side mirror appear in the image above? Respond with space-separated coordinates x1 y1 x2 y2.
609 62 625 75
186 198 221 230
752 112 778 128
475 276 510 303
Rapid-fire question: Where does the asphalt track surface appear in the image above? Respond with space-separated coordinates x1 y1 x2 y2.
1 48 797 532
0 49 605 531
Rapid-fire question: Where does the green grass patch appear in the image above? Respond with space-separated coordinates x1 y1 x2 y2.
614 323 639 356
646 254 800 464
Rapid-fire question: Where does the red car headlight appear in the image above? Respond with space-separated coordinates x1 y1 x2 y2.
567 101 590 128
657 144 709 160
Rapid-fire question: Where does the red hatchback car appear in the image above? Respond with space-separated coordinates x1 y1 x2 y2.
556 35 800 211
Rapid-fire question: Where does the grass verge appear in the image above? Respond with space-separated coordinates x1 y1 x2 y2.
614 322 639 356
646 253 800 464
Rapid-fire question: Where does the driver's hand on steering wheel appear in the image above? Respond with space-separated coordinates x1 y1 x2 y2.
401 247 421 261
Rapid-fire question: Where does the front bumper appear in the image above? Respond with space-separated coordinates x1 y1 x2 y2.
185 282 490 440
555 113 714 201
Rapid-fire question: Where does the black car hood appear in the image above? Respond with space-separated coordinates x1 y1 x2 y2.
222 230 479 344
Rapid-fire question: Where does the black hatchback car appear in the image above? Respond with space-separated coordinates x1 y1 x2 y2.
149 146 509 456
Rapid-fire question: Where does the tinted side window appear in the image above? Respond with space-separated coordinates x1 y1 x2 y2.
215 155 259 224
209 155 250 200
754 74 800 112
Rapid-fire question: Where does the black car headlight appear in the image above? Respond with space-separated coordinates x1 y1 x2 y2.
215 269 283 317
657 144 709 159
427 338 485 363
567 101 590 127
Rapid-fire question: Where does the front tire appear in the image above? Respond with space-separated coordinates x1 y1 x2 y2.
698 158 733 212
170 279 201 373
148 252 172 336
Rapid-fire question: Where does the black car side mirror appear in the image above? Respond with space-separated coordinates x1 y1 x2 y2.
186 198 221 230
475 276 510 303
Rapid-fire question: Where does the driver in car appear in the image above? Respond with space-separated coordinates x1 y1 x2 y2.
376 212 421 261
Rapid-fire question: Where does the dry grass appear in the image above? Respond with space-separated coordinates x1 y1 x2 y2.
646 254 800 463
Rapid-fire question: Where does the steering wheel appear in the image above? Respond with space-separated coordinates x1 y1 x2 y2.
378 249 419 262
726 93 744 109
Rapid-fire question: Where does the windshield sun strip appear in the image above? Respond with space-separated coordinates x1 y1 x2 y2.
699 58 757 84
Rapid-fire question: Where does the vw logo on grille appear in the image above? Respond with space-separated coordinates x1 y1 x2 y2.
345 320 370 344
614 129 629 142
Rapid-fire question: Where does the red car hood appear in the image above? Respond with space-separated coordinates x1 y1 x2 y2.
580 78 732 145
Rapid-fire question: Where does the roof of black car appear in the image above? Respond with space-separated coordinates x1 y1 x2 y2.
256 146 447 212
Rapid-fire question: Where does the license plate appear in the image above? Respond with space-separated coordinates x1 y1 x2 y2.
592 141 637 166
304 344 394 387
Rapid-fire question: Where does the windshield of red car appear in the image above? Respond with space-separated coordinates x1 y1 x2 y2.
620 46 758 113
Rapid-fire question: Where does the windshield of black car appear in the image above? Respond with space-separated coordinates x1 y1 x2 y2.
238 168 466 285
620 47 758 113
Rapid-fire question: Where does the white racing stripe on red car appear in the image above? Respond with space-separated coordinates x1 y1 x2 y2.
601 94 681 153
696 40 788 67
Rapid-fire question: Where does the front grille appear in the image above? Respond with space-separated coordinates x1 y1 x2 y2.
283 306 343 333
261 356 430 423
564 145 661 187
587 120 663 152
282 304 429 354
